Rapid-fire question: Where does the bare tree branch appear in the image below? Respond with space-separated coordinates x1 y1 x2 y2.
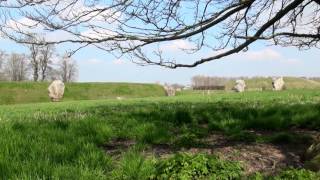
0 0 319 68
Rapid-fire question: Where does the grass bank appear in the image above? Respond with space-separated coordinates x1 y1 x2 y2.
223 77 320 91
0 82 165 105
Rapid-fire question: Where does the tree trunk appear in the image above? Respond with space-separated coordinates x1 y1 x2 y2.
33 70 38 82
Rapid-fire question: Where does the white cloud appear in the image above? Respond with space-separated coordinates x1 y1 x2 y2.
59 2 122 24
84 58 104 65
241 48 301 65
283 58 300 65
207 48 231 57
244 48 282 61
5 17 41 32
112 59 125 65
4 17 77 42
4 1 122 42
46 30 77 42
207 48 301 65
88 58 104 64
206 48 282 61
160 40 196 52
80 29 117 40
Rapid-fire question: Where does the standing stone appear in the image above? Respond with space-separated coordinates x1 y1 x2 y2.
48 80 65 102
164 85 176 96
272 77 285 91
234 80 246 92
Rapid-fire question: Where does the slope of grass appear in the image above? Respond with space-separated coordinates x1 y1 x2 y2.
0 82 165 105
0 90 320 179
224 77 320 91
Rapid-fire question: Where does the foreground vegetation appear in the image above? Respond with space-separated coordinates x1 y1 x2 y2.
0 82 165 105
0 90 320 179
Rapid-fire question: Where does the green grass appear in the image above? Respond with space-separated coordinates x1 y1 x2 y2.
0 82 165 105
0 90 320 179
151 153 243 179
223 77 320 91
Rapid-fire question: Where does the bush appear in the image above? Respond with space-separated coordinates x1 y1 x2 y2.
273 169 320 180
150 153 243 180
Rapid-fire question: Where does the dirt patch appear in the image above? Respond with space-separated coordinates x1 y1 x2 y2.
102 138 137 157
103 139 175 158
102 130 319 175
213 141 305 175
193 130 318 175
148 144 174 157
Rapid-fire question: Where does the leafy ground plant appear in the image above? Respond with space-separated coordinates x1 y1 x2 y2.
250 169 320 180
150 153 243 180
274 169 320 180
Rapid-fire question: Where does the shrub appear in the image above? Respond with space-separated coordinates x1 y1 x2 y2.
150 153 243 180
273 169 320 180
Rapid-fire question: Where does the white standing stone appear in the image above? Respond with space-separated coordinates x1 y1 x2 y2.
234 80 246 92
164 85 176 96
48 80 65 102
272 77 285 91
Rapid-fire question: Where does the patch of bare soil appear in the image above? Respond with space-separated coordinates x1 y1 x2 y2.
102 139 176 158
102 138 137 157
211 138 305 175
102 130 319 175
202 130 319 175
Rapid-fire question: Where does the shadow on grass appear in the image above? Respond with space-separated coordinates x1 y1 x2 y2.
91 101 320 144
94 101 320 175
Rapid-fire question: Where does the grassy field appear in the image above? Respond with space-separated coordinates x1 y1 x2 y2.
0 82 165 105
0 90 320 179
1 77 319 105
224 77 320 91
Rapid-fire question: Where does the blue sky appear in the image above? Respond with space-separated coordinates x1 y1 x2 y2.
1 1 319 85
0 38 319 85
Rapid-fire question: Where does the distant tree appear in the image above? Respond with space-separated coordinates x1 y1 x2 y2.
0 50 7 80
0 51 3 68
192 76 228 90
171 83 185 90
46 67 60 81
5 53 29 81
58 55 78 82
39 44 55 81
28 37 40 82
27 36 55 81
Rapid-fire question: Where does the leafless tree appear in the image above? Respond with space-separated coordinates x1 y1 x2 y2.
39 44 55 81
192 76 229 90
0 51 4 68
0 0 319 68
5 53 29 81
46 67 61 81
26 36 55 81
58 55 78 82
27 37 40 81
0 50 7 80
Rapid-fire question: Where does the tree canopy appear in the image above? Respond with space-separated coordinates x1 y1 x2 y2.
0 0 319 68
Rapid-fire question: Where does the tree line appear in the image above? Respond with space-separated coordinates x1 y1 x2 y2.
0 39 78 82
191 76 229 90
